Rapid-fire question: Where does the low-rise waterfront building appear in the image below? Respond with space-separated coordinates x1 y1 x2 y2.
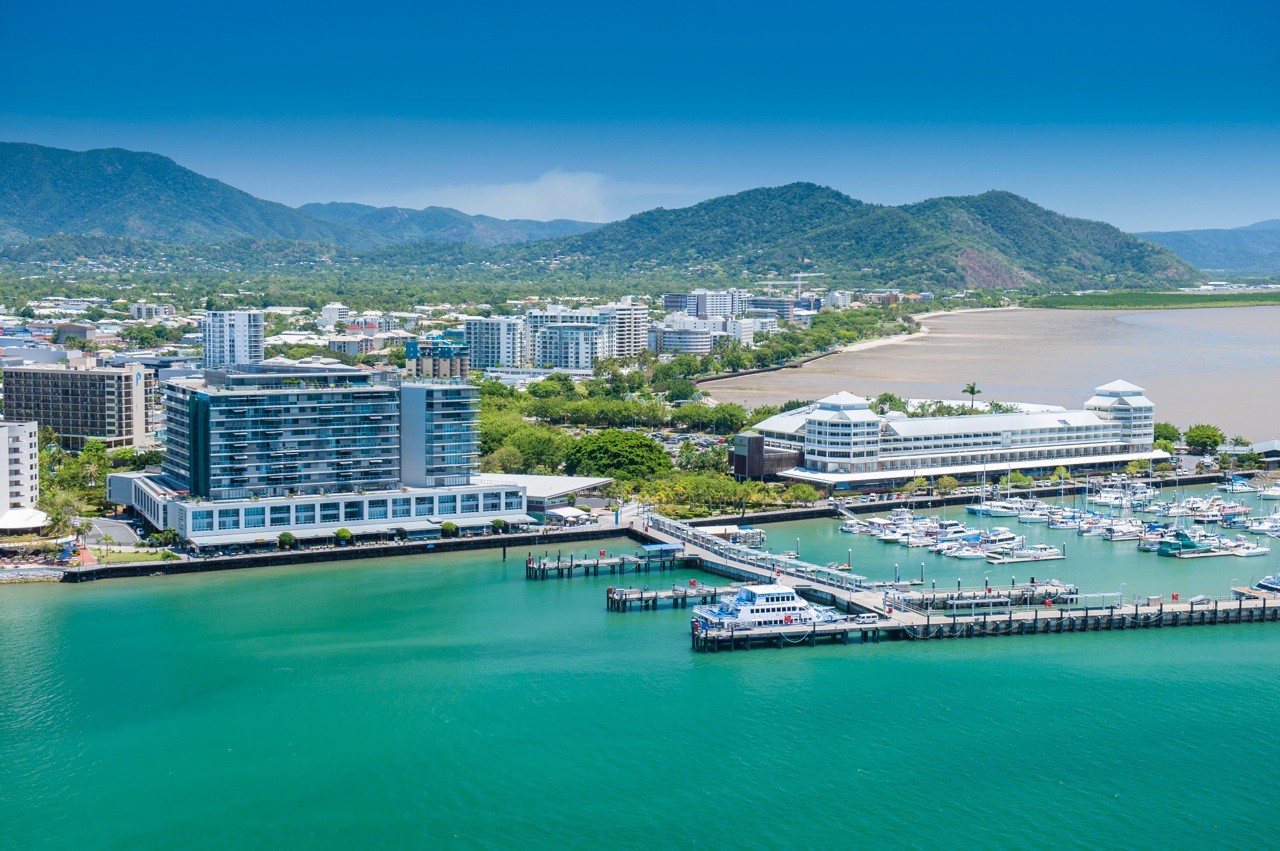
740 380 1161 486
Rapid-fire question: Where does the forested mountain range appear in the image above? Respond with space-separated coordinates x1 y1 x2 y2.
0 142 1203 301
0 142 597 248
1136 220 1280 275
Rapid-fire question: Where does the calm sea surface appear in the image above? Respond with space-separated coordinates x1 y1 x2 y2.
5 491 1280 848
709 306 1280 440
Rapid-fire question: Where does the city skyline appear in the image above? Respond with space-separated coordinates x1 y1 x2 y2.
3 0 1277 231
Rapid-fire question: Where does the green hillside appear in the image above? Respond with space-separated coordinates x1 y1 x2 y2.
488 183 1199 290
0 142 383 247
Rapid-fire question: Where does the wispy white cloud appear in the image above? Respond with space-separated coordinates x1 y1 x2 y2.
362 170 713 223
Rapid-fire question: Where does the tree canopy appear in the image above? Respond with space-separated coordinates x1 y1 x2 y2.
1183 424 1225 453
563 431 672 480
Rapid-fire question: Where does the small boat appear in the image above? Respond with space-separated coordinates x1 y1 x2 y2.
1260 484 1280 500
839 521 864 534
943 545 988 560
986 544 1065 564
1255 574 1280 593
1157 530 1229 558
1101 520 1144 542
1228 535 1271 558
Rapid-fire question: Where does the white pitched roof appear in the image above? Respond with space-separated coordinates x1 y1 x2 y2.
1085 393 1153 409
816 391 869 408
1094 379 1145 394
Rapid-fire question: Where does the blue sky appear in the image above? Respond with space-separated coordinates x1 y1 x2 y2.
3 0 1277 230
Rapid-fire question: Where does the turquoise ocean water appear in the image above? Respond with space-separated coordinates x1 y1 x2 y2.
4 496 1280 848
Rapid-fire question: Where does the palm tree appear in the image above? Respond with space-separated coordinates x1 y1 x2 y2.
962 382 982 410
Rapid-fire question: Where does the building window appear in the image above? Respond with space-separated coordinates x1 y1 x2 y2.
437 495 456 515
217 509 240 530
368 499 388 520
392 497 411 518
505 491 523 510
461 494 479 514
320 502 340 524
191 510 213 532
344 501 364 522
415 496 434 517
296 504 316 525
245 507 266 528
270 506 291 527
483 492 501 512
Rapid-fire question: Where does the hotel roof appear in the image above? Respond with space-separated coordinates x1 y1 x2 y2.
884 410 1106 438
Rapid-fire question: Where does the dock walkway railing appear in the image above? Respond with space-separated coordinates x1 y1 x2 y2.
646 513 868 591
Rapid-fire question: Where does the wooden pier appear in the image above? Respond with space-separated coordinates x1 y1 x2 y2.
524 551 694 580
689 595 1280 651
692 621 882 652
607 583 739 612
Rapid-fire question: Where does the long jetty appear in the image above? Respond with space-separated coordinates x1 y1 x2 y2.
637 512 1280 652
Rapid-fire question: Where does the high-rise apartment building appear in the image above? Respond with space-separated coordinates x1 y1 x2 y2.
202 311 265 368
110 371 529 550
525 297 646 364
463 317 529 369
163 365 401 500
597 296 648 358
1 358 157 451
533 324 612 370
405 338 471 380
0 420 39 510
399 383 480 488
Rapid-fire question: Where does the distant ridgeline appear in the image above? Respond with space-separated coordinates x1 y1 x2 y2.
0 142 1204 308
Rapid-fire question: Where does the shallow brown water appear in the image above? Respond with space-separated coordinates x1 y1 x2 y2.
708 306 1280 439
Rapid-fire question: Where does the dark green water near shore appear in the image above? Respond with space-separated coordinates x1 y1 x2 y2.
4 510 1280 848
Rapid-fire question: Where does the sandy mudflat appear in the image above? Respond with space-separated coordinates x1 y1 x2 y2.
704 306 1280 440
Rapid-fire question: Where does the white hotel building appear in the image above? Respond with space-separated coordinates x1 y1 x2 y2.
750 380 1161 486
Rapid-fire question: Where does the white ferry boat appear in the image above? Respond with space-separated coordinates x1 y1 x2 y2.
691 584 848 630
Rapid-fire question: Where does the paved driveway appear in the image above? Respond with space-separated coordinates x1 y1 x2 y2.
80 517 141 545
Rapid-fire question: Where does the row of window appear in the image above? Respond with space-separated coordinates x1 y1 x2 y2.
188 490 525 532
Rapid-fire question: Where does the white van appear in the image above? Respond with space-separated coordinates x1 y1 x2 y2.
855 613 879 624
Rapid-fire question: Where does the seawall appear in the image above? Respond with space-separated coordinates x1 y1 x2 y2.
61 526 651 583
